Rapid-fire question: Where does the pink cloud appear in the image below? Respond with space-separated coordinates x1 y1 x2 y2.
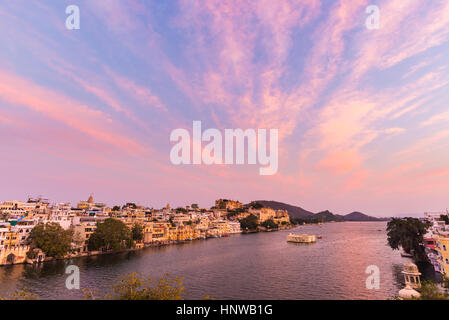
0 69 147 156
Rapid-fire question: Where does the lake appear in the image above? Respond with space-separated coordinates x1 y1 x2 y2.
0 222 438 299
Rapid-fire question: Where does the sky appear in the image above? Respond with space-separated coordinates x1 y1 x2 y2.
1 0 449 217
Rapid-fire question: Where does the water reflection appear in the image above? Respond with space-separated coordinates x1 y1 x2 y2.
0 222 437 300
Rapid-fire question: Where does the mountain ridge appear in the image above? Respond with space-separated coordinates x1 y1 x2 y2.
255 200 388 222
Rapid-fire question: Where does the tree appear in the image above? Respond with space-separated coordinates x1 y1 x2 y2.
28 223 72 258
131 223 144 241
191 204 199 209
112 206 121 212
218 202 227 210
417 281 449 300
440 215 449 225
0 288 38 300
88 218 133 251
175 207 187 213
72 229 85 249
249 201 264 209
261 219 278 229
386 218 430 261
84 273 185 300
123 203 137 209
240 214 259 231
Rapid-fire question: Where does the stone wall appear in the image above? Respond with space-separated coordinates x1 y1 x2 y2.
0 245 30 266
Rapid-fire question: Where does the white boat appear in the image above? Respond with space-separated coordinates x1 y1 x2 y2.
287 233 316 243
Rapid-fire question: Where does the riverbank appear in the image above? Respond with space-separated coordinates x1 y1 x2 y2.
4 224 295 267
0 222 417 300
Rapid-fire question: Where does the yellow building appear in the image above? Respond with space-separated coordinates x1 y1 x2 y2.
211 220 230 234
150 222 169 242
435 235 449 274
273 210 290 226
215 199 243 210
0 224 20 249
248 207 275 222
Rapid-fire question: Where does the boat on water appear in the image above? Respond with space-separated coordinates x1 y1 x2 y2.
287 233 316 243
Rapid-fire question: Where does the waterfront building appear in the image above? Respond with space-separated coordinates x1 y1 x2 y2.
424 237 442 273
435 235 449 274
228 221 242 234
143 222 154 244
14 220 35 245
401 262 422 289
273 210 290 226
398 263 422 299
211 220 230 234
249 207 276 222
0 223 19 248
151 222 170 242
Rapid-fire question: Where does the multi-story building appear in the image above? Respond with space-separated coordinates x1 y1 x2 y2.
211 220 230 234
215 199 243 210
0 223 19 249
0 201 28 219
249 207 276 222
228 221 242 234
435 235 449 274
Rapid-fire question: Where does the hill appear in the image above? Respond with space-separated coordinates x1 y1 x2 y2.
253 201 384 222
312 210 345 222
255 200 314 219
344 212 387 221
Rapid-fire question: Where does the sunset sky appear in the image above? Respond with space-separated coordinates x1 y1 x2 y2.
1 0 449 216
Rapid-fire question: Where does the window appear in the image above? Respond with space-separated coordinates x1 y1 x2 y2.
446 258 449 265
444 245 447 251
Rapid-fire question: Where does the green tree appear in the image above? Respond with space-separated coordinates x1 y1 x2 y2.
261 219 278 229
88 218 132 251
386 218 430 261
240 214 259 231
249 201 264 209
191 204 199 209
417 281 449 300
0 288 38 300
440 215 449 225
112 206 121 212
28 223 72 258
85 273 185 300
123 203 137 209
131 223 144 241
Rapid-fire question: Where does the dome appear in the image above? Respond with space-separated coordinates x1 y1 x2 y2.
402 262 421 275
398 285 421 299
87 194 94 204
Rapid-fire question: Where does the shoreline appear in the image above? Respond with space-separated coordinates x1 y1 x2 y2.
3 225 296 267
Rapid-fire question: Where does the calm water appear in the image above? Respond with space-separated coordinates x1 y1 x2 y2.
0 222 438 300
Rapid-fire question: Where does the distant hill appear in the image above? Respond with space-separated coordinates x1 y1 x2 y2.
312 210 345 222
254 200 385 222
344 212 389 221
255 200 314 218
